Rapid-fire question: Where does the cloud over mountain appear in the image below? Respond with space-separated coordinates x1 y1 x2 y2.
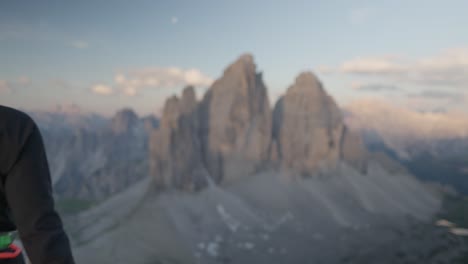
345 98 468 140
408 90 465 102
0 76 31 94
351 82 399 92
91 84 114 95
322 47 468 88
91 67 213 97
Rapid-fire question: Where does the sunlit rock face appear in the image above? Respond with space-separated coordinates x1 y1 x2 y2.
272 72 367 175
199 54 272 184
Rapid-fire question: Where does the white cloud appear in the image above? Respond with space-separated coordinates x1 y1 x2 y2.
171 16 179 24
91 84 113 95
0 76 31 94
345 98 468 140
322 47 468 88
0 80 11 94
114 74 126 84
408 90 465 102
71 40 89 49
184 69 213 86
114 67 213 96
123 86 137 97
340 56 406 74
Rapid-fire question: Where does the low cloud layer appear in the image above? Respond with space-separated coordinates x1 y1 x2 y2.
0 80 11 93
91 84 114 95
408 90 465 102
320 47 468 88
345 98 468 140
92 67 213 97
0 76 31 94
351 82 399 92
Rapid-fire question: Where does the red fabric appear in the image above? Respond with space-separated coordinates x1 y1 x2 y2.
0 244 22 259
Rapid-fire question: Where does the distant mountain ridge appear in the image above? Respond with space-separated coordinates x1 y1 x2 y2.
30 108 159 200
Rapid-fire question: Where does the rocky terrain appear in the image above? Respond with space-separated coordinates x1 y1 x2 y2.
30 108 159 200
55 54 467 263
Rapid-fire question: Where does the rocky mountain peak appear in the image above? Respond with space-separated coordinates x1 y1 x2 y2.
161 96 181 127
180 86 197 114
111 108 139 134
200 53 272 183
272 71 367 174
290 71 323 94
223 53 256 77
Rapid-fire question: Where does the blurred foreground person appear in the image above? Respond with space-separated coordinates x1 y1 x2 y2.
0 106 75 263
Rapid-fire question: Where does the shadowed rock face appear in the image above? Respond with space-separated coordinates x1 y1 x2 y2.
149 86 207 191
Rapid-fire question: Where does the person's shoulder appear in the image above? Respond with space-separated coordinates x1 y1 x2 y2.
0 105 36 127
0 106 38 174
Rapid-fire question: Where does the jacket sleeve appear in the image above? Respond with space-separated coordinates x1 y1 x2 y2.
4 122 75 264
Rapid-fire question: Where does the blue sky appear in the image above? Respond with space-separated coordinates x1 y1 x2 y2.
1 0 467 116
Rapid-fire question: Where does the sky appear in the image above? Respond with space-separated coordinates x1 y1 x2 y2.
1 0 467 116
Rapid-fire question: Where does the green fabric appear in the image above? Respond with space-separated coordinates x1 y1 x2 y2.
0 232 14 250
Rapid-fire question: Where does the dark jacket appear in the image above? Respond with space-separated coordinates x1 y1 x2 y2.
0 106 75 264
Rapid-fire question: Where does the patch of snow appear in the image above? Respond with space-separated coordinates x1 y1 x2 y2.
217 204 241 232
206 242 219 257
244 242 255 250
450 228 468 236
435 219 455 228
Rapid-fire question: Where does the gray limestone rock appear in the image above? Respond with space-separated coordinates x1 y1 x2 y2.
199 54 272 184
